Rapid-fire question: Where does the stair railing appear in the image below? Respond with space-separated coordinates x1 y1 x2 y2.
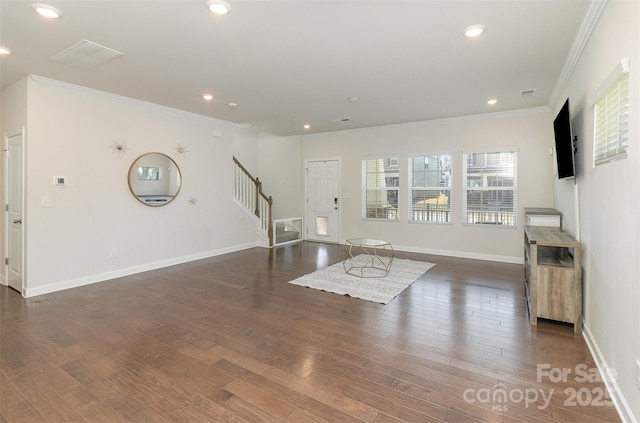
233 157 273 246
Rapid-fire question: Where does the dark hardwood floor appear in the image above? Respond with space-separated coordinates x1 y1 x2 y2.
0 242 621 422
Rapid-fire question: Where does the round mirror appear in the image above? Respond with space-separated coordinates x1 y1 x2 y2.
128 152 181 206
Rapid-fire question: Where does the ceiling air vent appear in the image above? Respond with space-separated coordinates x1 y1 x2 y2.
331 117 351 122
521 88 536 97
52 40 124 70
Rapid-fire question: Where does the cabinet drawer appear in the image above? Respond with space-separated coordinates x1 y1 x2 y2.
536 266 579 322
527 215 561 227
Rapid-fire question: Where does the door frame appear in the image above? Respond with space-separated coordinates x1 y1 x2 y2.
304 157 341 243
3 128 26 295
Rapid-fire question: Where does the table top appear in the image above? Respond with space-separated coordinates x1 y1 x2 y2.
523 207 561 216
345 238 391 247
524 225 580 247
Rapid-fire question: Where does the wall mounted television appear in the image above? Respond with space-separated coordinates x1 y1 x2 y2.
553 98 576 179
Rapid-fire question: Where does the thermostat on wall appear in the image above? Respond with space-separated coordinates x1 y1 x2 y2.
53 176 67 186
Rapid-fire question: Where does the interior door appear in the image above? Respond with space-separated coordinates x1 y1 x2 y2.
5 132 24 294
306 160 340 243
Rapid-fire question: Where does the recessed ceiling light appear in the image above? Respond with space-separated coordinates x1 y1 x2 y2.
487 98 498 105
464 24 485 38
228 102 238 108
0 46 12 55
348 96 359 103
206 0 231 15
303 124 311 129
202 94 213 101
32 3 62 18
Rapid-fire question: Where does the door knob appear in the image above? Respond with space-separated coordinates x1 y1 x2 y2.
13 219 21 224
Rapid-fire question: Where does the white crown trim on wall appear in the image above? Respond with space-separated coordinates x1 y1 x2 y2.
547 0 608 110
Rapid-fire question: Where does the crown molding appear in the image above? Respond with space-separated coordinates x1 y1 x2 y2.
547 0 608 110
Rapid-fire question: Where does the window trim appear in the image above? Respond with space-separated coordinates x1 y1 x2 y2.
407 152 453 224
462 148 518 228
361 156 400 222
588 58 629 106
589 58 630 166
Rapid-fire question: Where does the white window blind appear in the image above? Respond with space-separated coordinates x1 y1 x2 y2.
463 150 517 227
362 157 399 221
408 154 452 223
593 71 629 165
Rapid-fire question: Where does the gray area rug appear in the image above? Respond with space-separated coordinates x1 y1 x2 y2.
288 256 435 304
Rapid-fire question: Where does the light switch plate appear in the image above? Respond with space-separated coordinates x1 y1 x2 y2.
41 196 50 208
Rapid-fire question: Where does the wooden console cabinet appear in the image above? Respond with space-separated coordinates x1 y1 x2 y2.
524 225 582 333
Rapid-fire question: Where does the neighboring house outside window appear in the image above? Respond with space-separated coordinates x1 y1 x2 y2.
408 153 452 223
463 149 518 227
362 157 399 221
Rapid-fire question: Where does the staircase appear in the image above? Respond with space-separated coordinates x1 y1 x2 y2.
232 156 273 247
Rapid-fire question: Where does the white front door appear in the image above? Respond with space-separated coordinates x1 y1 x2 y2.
306 160 340 243
5 132 24 294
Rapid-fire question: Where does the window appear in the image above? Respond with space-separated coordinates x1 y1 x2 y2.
137 166 161 180
362 157 399 220
408 154 452 223
591 59 630 165
463 150 517 227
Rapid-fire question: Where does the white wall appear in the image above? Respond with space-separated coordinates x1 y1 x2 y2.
300 109 555 262
0 77 27 136
258 133 303 219
232 129 304 221
232 126 260 175
15 76 258 296
552 1 639 421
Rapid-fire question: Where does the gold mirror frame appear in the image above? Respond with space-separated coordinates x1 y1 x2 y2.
128 152 182 206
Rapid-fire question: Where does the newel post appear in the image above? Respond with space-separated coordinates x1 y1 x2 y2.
267 196 274 246
255 178 262 217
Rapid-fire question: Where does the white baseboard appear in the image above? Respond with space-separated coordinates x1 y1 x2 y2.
23 242 257 298
21 241 522 297
582 321 638 423
392 243 523 264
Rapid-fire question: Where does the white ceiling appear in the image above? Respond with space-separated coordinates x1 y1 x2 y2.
0 0 589 136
